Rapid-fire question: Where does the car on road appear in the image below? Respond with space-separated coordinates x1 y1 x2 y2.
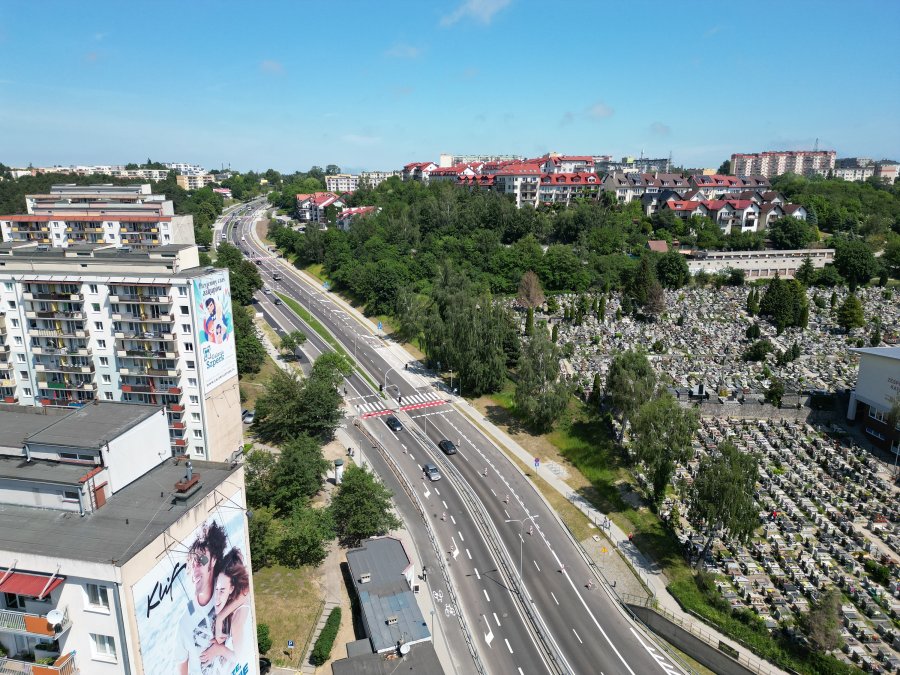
242 409 255 424
274 298 282 305
263 287 272 295
384 416 403 432
438 439 457 455
254 259 262 265
423 463 442 481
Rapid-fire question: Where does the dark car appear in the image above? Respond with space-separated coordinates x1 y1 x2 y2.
384 416 403 432
438 439 457 455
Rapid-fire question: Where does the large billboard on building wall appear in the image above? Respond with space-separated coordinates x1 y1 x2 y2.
131 494 257 675
193 271 238 390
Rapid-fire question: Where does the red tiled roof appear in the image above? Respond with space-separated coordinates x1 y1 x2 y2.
1 214 171 222
539 172 599 184
0 571 65 599
495 163 542 176
339 206 376 218
666 200 704 211
647 240 669 253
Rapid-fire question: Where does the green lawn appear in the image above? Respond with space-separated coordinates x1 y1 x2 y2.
239 356 279 410
253 565 323 667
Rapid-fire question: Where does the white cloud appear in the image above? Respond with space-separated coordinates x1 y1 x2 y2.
342 134 382 146
650 122 671 137
441 0 512 27
587 101 614 119
385 43 422 59
260 60 284 74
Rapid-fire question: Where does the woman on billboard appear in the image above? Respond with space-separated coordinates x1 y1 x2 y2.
200 548 252 673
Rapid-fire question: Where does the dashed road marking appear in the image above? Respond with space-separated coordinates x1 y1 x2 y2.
550 592 559 605
483 589 490 602
505 639 514 654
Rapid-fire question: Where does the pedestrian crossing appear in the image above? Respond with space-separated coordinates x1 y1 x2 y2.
356 390 445 417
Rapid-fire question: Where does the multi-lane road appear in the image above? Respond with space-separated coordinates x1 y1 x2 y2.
226 204 684 675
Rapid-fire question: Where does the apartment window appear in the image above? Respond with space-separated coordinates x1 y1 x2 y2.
180 306 189 315
88 284 98 294
13 336 22 345
178 287 187 296
92 303 100 312
97 339 106 349
101 374 111 384
191 412 201 422
869 407 887 423
23 388 31 397
94 321 103 331
182 324 191 333
188 378 198 388
16 353 25 362
99 356 109 366
62 489 80 503
104 392 113 400
3 283 10 291
193 429 203 439
186 360 195 370
5 594 26 610
90 633 117 661
194 446 205 456
6 301 14 310
10 318 18 328
19 371 27 379
189 395 199 404
184 342 193 352
85 583 110 610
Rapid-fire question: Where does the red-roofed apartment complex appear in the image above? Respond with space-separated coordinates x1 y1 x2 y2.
0 184 195 250
730 150 836 178
296 192 346 224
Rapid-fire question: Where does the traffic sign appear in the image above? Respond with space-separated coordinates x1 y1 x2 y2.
287 640 295 649
534 457 540 469
377 321 383 331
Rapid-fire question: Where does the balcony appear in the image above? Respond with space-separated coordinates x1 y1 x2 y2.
169 421 185 430
118 366 179 378
0 652 78 675
40 397 93 409
108 293 171 304
0 606 72 639
27 329 87 340
114 330 174 342
34 363 94 375
172 438 187 447
111 313 174 325
0 379 15 388
22 293 83 303
38 381 96 392
120 384 153 393
168 404 185 412
25 311 86 322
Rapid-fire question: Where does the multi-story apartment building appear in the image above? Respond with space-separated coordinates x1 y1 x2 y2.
400 162 437 183
0 184 195 250
438 153 523 168
295 192 345 224
0 401 255 675
324 174 360 193
834 158 899 184
175 174 217 190
359 170 401 188
730 150 836 178
492 163 542 208
537 173 602 205
539 154 596 174
163 162 206 175
0 243 242 461
595 156 672 174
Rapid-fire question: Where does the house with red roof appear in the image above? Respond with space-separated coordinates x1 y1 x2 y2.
336 205 379 231
662 200 710 220
401 162 437 183
296 192 346 224
493 163 543 207
539 154 596 174
701 199 760 233
537 172 601 205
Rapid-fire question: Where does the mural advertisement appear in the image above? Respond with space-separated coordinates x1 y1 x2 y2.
193 271 237 390
132 493 256 675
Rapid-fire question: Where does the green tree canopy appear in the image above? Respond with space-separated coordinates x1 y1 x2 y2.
278 330 307 357
514 329 571 432
836 293 865 331
269 435 330 516
233 305 266 375
768 216 817 250
330 465 401 547
834 239 878 289
656 251 690 289
800 589 843 653
605 349 657 438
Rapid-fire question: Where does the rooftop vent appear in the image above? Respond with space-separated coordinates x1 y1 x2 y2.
359 572 371 584
386 616 398 626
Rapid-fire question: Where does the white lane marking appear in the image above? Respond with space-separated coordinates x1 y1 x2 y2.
533 560 540 572
629 627 681 674
493 612 501 627
458 450 469 462
518 669 524 675
550 592 559 605
442 500 448 509
505 638 513 654
572 628 583 644
466 548 472 559
490 488 496 495
483 589 490 602
434 487 440 495
458 532 465 542
474 568 480 580
450 515 457 525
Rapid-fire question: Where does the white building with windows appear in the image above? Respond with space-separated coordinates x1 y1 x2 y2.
0 243 242 462
324 174 360 193
359 171 401 188
0 402 255 675
0 184 195 250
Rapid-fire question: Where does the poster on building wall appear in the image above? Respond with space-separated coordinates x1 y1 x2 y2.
131 494 256 675
193 271 238 391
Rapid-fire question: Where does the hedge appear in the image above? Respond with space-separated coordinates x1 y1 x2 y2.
310 607 342 666
257 623 272 654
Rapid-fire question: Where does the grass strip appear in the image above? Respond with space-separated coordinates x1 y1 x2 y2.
277 293 380 393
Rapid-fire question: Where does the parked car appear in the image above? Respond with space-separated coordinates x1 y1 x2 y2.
384 416 403 432
424 463 442 481
242 410 255 424
438 439 457 455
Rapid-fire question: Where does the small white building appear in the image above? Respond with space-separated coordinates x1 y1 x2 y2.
687 248 835 280
847 347 900 455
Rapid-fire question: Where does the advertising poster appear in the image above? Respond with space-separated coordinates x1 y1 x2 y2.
193 271 238 390
132 495 256 675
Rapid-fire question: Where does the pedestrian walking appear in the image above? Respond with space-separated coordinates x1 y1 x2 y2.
586 579 594 589
559 564 565 573
441 512 446 521
422 566 428 582
483 467 488 477
504 494 509 504
528 524 533 536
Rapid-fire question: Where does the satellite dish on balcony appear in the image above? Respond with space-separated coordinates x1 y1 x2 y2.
46 609 64 625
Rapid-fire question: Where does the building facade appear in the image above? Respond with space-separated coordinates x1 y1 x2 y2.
847 347 900 455
1 184 195 250
686 248 834 280
324 174 360 193
438 153 523 168
295 192 345 224
0 402 256 675
175 174 217 191
0 243 242 462
730 150 836 178
359 171 401 188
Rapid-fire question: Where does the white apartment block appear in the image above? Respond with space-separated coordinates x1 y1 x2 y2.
438 153 524 168
493 164 541 208
175 174 217 190
324 174 360 193
0 402 255 675
359 171 401 188
163 162 206 175
730 150 836 178
1 184 195 250
0 243 242 462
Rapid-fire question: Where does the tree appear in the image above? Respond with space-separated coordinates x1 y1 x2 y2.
514 330 571 432
524 306 534 336
688 441 758 566
216 242 263 305
257 624 273 655
551 323 558 343
245 449 277 509
759 274 807 332
745 323 761 340
330 465 401 547
234 305 266 375
631 392 699 504
742 339 773 362
871 325 882 347
768 216 817 250
746 288 759 316
837 294 865 332
324 164 341 176
656 251 690 289
795 255 816 286
270 435 330 516
517 270 545 308
276 506 333 567
279 330 307 358
248 506 279 568
606 350 657 440
254 363 344 444
628 253 657 307
800 589 843 653
717 160 731 175
834 239 878 290
644 281 665 320
597 295 606 322
765 378 785 407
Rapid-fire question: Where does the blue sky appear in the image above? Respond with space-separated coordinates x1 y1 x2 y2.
1 0 898 173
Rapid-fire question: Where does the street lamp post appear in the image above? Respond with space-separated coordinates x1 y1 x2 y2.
504 516 539 583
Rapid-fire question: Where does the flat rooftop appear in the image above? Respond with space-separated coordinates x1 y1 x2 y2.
0 402 160 451
852 347 900 362
331 642 443 675
0 458 238 565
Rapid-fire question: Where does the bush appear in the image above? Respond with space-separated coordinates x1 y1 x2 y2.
310 607 342 666
257 622 272 654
